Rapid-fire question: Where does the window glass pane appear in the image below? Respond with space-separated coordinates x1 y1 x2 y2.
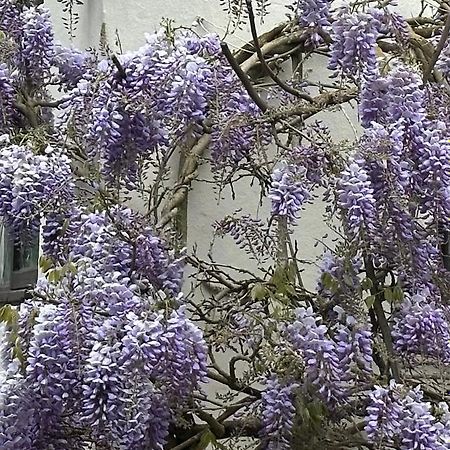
12 236 39 271
0 225 12 286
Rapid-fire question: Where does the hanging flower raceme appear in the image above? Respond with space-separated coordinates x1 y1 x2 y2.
52 44 96 88
392 292 450 364
18 5 55 82
359 67 425 128
296 0 332 47
0 139 74 237
335 158 377 239
260 376 298 450
417 123 450 226
269 163 310 223
81 31 220 186
365 383 449 449
329 8 382 80
43 208 184 299
0 206 207 449
285 307 350 407
0 65 16 131
209 83 270 170
316 251 362 306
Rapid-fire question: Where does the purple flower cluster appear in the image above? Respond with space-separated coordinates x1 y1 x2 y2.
215 213 277 261
135 229 184 296
269 163 310 223
52 44 95 88
0 377 39 449
316 251 362 302
360 67 425 127
0 207 207 449
417 124 450 226
284 307 373 407
0 141 73 237
329 9 382 80
296 0 332 47
0 0 20 38
437 41 450 78
210 87 270 170
356 123 444 282
18 5 55 82
63 209 184 297
79 32 221 185
79 306 206 448
365 383 448 449
288 144 329 187
382 9 410 44
336 158 376 239
392 292 450 363
260 376 297 450
0 64 16 131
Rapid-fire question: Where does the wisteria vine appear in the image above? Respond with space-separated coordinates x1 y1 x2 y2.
0 0 448 449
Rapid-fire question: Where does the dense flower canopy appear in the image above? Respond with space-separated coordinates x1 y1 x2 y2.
0 0 448 449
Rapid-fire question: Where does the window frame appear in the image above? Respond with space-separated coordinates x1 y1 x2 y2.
0 226 38 305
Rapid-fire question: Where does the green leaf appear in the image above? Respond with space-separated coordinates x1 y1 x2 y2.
361 277 373 291
251 283 268 301
307 400 324 428
384 287 394 302
321 272 334 289
48 269 62 283
365 295 376 309
67 262 78 275
60 218 70 235
392 286 404 302
193 429 215 450
286 261 297 284
39 255 54 273
0 305 12 323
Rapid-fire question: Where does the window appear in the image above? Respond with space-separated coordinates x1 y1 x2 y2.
442 227 450 271
0 225 38 305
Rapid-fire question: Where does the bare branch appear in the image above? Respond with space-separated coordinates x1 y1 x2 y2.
423 11 450 82
245 0 314 103
221 42 268 112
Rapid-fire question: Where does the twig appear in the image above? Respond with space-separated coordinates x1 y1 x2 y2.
168 432 203 450
157 134 211 229
271 86 358 122
111 54 127 80
423 11 450 82
245 0 314 103
221 42 268 112
364 256 401 382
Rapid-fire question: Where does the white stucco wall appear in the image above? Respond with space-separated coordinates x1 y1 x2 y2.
44 0 423 290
